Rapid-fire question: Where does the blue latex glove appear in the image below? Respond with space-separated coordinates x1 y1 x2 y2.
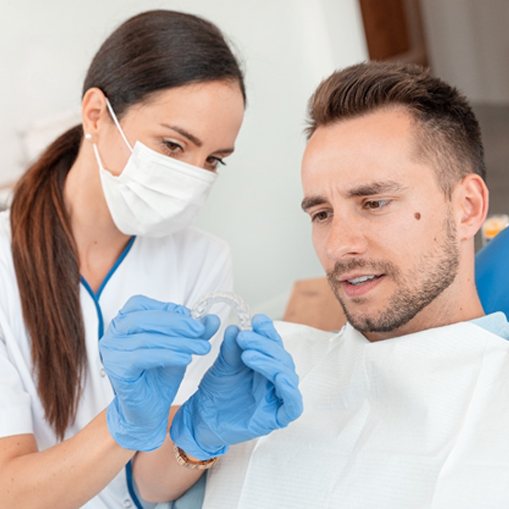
170 314 303 460
100 295 219 452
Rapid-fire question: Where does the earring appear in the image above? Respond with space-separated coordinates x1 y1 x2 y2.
84 132 92 141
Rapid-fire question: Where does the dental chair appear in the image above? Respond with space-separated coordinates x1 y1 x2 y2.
476 227 509 316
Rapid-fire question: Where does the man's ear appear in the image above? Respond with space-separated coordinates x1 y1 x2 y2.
453 173 489 241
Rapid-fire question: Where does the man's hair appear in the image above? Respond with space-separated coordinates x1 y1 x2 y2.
306 62 486 195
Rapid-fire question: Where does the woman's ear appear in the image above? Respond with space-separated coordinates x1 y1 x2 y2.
453 173 489 241
81 87 108 141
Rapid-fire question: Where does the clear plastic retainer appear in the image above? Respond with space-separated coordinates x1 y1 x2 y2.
191 291 251 330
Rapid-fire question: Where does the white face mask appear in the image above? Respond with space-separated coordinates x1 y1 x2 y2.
90 99 217 237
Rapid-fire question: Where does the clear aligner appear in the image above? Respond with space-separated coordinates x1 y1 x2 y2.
191 291 251 330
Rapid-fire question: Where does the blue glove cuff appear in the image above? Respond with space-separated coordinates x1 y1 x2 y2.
107 399 168 452
170 400 228 461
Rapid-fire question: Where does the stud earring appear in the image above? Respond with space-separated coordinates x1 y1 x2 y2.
84 132 92 141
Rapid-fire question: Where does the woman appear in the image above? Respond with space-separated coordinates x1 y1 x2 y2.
0 10 245 508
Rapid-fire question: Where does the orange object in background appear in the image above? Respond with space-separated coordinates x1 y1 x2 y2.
283 277 346 332
482 214 509 245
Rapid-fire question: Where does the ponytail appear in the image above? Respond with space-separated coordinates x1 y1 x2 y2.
9 8 245 440
11 125 86 440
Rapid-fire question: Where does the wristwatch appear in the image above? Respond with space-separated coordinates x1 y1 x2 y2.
173 444 219 470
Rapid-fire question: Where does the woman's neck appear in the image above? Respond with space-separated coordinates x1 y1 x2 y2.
64 149 131 292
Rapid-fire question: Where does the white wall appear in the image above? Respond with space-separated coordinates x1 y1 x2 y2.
421 0 509 104
0 0 367 313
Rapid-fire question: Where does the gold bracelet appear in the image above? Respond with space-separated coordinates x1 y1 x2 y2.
173 444 219 470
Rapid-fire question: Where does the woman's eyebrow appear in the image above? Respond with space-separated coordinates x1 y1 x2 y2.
160 123 203 147
160 123 234 154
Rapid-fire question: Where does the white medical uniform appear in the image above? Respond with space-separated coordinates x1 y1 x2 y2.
0 210 233 509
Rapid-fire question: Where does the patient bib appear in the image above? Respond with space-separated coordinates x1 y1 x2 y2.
203 321 509 509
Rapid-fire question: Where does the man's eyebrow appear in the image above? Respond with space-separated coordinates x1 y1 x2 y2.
301 181 406 211
347 180 406 197
301 195 328 211
160 123 235 154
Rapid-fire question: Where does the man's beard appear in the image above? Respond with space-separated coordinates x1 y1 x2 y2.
327 215 460 334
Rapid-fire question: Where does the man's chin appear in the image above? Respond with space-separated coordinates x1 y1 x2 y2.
342 308 377 332
344 307 404 334
346 315 380 334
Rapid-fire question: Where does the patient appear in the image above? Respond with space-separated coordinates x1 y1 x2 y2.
168 62 509 509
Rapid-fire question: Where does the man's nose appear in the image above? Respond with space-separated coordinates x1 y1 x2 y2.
323 217 368 261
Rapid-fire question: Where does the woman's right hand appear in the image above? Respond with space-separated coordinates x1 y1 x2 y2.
99 295 219 452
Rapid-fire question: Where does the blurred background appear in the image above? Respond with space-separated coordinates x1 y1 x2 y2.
0 0 507 319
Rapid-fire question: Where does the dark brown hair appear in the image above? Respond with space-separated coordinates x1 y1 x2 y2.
306 62 485 195
10 10 245 440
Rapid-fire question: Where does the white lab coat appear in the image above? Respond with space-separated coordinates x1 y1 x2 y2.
0 210 233 508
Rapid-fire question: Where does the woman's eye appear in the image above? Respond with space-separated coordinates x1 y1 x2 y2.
363 199 391 210
205 156 226 171
162 140 183 155
311 210 331 223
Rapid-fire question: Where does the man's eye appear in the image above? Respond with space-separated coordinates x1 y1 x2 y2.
311 210 331 223
363 199 391 210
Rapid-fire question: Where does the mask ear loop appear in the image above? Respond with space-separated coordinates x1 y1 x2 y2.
83 132 105 170
105 98 134 153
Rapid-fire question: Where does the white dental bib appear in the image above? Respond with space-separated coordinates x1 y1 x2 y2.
203 320 509 509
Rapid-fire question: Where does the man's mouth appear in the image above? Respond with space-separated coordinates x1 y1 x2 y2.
337 273 385 297
341 273 383 285
346 274 380 286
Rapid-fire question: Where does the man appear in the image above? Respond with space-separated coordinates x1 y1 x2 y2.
168 62 509 509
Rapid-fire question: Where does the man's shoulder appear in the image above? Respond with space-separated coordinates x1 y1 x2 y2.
471 312 509 341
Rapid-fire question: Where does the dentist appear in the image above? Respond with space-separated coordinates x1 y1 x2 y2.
0 10 246 508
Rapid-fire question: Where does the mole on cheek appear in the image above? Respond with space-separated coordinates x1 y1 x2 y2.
414 212 421 220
